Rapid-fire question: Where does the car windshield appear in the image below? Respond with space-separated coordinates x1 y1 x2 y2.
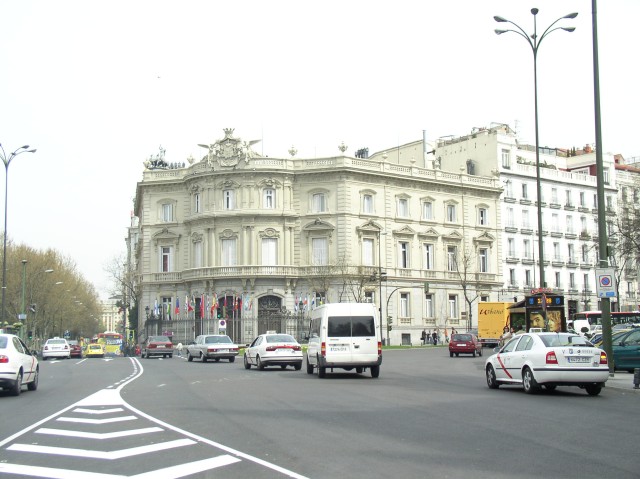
266 334 296 343
453 334 472 341
68 341 78 346
539 334 592 347
0 336 7 348
150 336 170 342
205 336 232 344
47 339 66 345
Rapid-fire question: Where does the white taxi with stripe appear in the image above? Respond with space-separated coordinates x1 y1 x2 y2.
485 332 609 395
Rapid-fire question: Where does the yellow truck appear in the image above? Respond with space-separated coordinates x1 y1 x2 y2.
477 302 513 347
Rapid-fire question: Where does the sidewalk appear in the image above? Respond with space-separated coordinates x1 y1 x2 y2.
605 372 640 391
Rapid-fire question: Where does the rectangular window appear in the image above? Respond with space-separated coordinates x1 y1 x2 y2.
400 293 409 317
555 272 561 288
566 215 574 234
448 295 458 319
479 248 489 273
194 193 201 213
447 245 457 271
446 204 457 222
508 238 515 257
422 201 433 220
581 244 589 263
565 190 572 207
312 193 326 213
583 273 590 291
262 238 277 266
522 183 528 199
264 189 275 209
523 239 531 259
553 242 560 261
223 190 235 210
525 270 532 287
397 198 409 217
425 293 433 317
162 297 172 320
312 238 328 265
522 209 530 229
221 239 237 266
363 238 374 266
568 243 575 263
551 188 558 204
505 180 513 198
160 246 172 272
506 207 514 227
423 243 434 270
363 194 374 214
501 149 511 168
194 241 203 268
552 213 559 232
579 191 586 207
162 203 174 222
509 268 516 286
398 241 410 268
478 208 488 226
570 272 576 288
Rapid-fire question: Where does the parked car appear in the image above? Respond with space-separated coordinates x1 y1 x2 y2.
68 340 83 358
41 337 71 360
610 328 640 372
244 333 303 370
485 332 609 396
186 335 239 363
0 333 39 396
449 333 482 357
84 343 105 358
141 336 174 359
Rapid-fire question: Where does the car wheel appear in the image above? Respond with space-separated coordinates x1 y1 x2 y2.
370 365 380 378
472 351 476 358
478 348 483 357
522 367 540 394
27 367 39 391
244 354 251 369
306 356 314 374
42 356 47 361
486 365 500 389
229 356 235 363
280 364 287 369
317 356 326 378
169 354 173 358
10 371 22 396
356 367 363 373
201 353 207 363
449 352 453 357
214 358 220 362
455 353 459 357
585 384 602 396
294 362 302 371
187 352 193 362
257 355 265 370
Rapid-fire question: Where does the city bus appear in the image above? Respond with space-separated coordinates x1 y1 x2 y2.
95 331 124 356
571 311 640 328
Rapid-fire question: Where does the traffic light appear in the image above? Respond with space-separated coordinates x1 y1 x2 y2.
387 316 393 331
28 330 33 340
217 310 222 319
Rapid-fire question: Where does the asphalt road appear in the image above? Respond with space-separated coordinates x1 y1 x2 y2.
0 348 637 479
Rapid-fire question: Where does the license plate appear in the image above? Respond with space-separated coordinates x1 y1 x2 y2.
330 347 348 352
217 349 228 353
156 345 165 348
277 349 291 353
457 343 466 347
567 356 590 363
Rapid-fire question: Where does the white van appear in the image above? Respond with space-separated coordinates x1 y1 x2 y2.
305 303 382 378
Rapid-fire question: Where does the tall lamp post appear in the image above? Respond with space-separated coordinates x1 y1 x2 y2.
377 231 386 345
494 8 577 291
1 144 37 322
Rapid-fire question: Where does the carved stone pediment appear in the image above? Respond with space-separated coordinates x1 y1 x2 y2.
356 220 383 235
303 219 334 232
152 227 181 245
418 228 440 239
442 230 463 241
198 128 262 169
473 232 496 245
392 225 416 237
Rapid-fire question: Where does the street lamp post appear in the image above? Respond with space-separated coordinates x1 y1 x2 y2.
494 8 577 291
377 231 386 345
1 144 37 322
20 259 27 322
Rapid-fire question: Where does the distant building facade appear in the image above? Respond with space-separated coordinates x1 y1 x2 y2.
132 129 503 346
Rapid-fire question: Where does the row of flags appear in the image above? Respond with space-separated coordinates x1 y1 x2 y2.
150 292 325 319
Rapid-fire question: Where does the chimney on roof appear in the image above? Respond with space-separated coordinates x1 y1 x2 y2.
584 144 593 153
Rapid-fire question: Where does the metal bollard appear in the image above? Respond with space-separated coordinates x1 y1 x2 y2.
634 368 640 389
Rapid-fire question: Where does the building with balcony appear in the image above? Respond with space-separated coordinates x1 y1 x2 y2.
132 129 502 346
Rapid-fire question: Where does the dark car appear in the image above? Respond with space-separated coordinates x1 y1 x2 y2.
68 340 82 358
449 333 483 357
141 336 174 359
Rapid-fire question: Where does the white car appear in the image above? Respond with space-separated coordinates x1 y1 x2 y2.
0 334 39 396
244 333 303 370
186 334 239 362
485 332 609 396
42 337 71 360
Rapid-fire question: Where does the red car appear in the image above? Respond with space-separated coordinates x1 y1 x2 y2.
68 340 83 358
449 333 483 357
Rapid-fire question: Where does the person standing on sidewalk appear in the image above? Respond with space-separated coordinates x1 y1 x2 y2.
421 329 427 346
431 331 438 346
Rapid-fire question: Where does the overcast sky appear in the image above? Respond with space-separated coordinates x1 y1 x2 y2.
1 0 637 299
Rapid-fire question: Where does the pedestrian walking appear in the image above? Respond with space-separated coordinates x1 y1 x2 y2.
421 329 427 346
176 342 183 357
431 331 438 346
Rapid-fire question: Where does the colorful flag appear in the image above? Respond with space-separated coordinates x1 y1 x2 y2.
311 294 316 309
303 295 308 311
200 294 205 318
294 295 299 313
175 297 180 315
187 295 194 313
154 299 159 316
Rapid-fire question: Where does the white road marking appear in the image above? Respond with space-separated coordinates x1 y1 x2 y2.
73 407 124 414
0 455 241 479
8 438 196 459
57 415 137 424
36 426 163 439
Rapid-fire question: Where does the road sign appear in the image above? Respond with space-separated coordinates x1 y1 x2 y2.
595 268 617 298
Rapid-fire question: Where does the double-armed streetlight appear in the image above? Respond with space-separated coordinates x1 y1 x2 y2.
494 9 577 290
1 144 37 322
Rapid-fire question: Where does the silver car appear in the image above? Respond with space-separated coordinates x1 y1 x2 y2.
186 335 239 363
